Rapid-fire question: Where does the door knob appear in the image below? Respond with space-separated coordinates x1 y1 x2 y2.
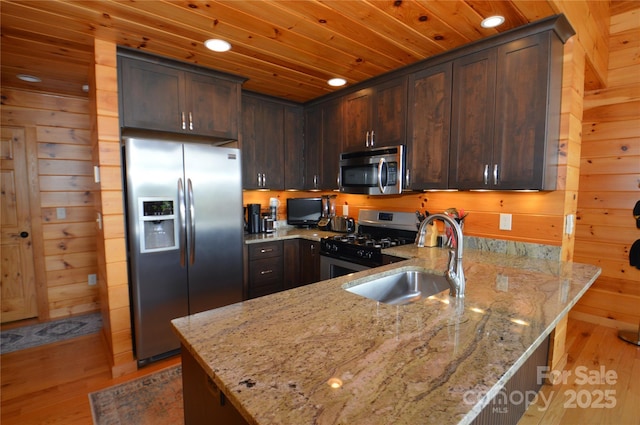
20 231 29 238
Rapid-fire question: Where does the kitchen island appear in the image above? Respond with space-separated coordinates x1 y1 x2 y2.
171 243 600 425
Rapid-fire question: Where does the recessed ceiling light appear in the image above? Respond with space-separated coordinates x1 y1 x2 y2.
17 74 42 83
481 15 505 28
204 38 231 52
328 78 346 87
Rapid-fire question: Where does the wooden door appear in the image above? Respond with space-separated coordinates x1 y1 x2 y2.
303 104 321 190
343 88 373 151
1 126 38 322
407 62 452 190
373 77 407 147
493 33 551 190
283 104 305 190
118 56 184 133
320 98 344 189
449 48 497 189
186 72 240 140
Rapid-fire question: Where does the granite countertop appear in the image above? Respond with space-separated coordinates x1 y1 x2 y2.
243 225 335 244
172 233 601 425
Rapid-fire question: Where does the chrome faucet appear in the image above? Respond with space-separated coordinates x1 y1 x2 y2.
415 213 466 297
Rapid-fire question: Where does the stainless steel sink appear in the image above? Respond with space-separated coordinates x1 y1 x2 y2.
343 269 450 305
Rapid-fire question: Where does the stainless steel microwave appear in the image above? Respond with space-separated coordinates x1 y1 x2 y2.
339 145 406 195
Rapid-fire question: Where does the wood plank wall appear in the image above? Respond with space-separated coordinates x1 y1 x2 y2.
90 39 137 377
572 5 640 328
0 88 98 319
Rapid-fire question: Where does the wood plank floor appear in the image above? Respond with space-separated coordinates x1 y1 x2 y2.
1 319 638 424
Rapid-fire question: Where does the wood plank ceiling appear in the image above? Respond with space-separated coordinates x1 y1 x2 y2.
1 0 563 103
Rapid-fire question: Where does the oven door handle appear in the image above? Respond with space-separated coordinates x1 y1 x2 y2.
377 158 386 193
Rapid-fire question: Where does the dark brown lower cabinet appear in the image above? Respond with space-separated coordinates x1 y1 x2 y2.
247 241 284 299
284 239 321 290
182 346 249 425
247 239 321 299
471 335 550 425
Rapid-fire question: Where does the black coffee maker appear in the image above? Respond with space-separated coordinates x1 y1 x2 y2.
246 203 262 234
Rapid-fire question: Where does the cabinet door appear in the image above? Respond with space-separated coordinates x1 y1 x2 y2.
283 239 300 290
186 72 240 140
241 94 284 190
299 239 320 285
284 104 305 190
320 98 344 189
449 49 497 189
373 78 407 147
303 104 321 190
406 63 452 190
119 56 184 132
343 88 373 151
493 33 553 190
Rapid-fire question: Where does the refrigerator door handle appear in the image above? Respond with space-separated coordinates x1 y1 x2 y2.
178 178 187 267
187 178 196 265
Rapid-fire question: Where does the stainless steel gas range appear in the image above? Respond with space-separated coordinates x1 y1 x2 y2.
319 210 419 280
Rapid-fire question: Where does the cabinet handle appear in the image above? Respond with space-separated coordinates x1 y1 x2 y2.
365 131 370 147
262 173 267 187
483 164 489 185
181 112 186 130
188 112 193 131
370 130 375 146
260 269 273 275
313 174 318 189
257 173 262 187
493 164 499 185
260 248 273 253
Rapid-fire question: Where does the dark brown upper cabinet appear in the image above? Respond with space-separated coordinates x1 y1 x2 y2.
304 98 344 190
242 93 303 190
449 30 565 190
118 51 243 140
406 62 453 190
343 78 407 151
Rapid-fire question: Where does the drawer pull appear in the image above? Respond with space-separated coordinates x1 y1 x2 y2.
260 269 273 275
260 248 273 253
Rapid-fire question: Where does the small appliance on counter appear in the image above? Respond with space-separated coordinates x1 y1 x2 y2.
247 203 262 234
318 194 336 230
332 216 355 233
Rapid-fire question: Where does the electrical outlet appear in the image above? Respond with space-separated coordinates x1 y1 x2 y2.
499 213 512 231
88 274 97 286
343 204 349 216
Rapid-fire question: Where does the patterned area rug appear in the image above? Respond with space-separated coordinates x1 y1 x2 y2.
0 312 102 354
89 365 184 425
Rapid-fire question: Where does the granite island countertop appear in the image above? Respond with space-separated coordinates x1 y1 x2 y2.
172 241 601 425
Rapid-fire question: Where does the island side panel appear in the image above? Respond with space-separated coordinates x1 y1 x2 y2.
181 345 249 425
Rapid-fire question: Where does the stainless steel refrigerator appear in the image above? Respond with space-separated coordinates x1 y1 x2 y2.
123 136 244 365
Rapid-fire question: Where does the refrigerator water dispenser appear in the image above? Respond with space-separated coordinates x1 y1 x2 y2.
139 198 178 253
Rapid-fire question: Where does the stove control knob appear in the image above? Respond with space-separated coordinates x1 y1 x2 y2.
331 244 338 252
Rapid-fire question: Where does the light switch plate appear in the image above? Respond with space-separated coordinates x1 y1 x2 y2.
499 213 512 231
565 214 575 235
56 207 66 219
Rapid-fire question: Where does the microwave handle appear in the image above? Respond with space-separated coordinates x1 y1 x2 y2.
405 168 410 188
377 157 386 193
